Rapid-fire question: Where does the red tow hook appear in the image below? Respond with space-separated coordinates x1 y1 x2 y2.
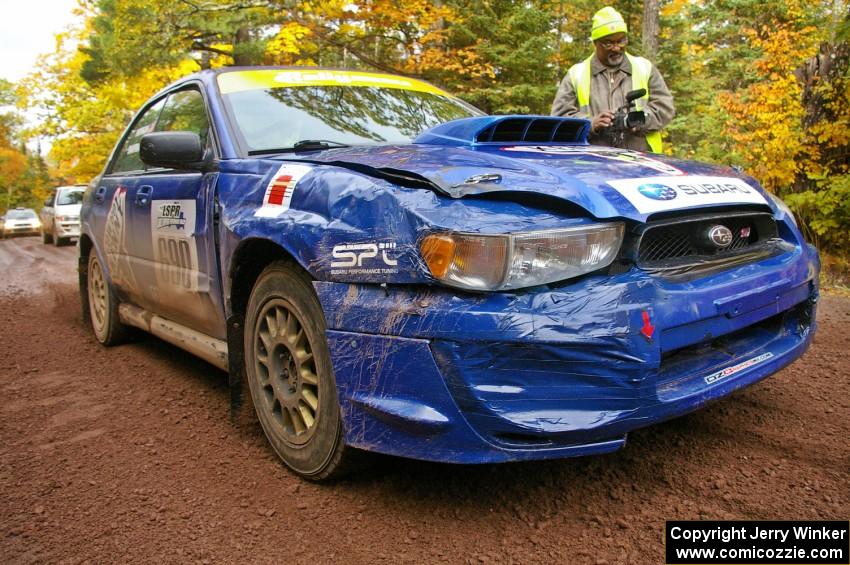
640 310 655 341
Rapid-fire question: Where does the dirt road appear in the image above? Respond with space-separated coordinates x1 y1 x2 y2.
1 236 848 564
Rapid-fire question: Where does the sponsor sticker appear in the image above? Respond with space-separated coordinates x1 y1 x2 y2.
151 200 199 292
103 187 137 290
330 241 399 276
103 187 127 255
153 200 195 235
255 164 312 218
704 352 774 385
607 175 768 214
217 69 446 96
500 145 685 175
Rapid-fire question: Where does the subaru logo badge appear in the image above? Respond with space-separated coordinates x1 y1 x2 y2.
708 225 733 248
637 183 677 201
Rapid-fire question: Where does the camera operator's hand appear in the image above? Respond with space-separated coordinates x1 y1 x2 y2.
591 111 614 134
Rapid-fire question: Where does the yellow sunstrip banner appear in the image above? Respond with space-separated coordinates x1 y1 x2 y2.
217 69 448 96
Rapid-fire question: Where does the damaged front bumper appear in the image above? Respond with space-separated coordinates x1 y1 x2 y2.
315 242 819 464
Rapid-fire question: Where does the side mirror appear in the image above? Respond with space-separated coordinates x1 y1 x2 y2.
140 131 206 170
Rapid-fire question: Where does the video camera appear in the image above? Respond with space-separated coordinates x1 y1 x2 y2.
603 88 646 147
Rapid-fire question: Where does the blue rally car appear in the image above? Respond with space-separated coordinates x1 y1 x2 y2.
80 67 819 480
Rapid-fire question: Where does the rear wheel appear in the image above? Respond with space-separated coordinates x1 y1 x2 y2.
87 253 131 345
244 261 357 480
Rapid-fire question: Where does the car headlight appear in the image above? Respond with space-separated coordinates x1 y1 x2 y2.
768 192 797 227
419 223 624 291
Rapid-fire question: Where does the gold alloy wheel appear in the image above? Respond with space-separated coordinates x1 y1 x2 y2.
253 298 320 446
88 255 108 337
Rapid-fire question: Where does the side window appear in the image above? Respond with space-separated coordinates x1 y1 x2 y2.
156 89 210 148
111 98 166 174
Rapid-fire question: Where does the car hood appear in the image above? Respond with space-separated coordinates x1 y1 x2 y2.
282 117 771 223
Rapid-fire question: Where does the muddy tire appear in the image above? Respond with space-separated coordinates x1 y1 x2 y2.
244 261 360 481
86 253 131 345
42 228 53 245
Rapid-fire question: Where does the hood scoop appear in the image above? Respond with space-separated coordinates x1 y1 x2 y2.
415 115 590 147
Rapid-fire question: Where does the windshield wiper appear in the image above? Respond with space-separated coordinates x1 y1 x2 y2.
292 139 349 151
248 140 350 155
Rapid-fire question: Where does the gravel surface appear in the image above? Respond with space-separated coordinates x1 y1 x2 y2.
1 236 848 564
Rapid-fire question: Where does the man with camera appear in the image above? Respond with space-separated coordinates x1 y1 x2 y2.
551 6 675 153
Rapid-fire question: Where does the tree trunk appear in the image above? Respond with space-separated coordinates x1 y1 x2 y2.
556 0 564 78
233 26 252 66
643 0 659 59
796 40 849 191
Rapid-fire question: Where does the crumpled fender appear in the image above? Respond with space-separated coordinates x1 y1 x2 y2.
215 157 602 300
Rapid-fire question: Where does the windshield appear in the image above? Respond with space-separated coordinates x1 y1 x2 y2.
6 209 37 219
219 71 480 153
57 189 85 206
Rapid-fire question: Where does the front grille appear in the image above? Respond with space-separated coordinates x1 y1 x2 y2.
636 212 778 268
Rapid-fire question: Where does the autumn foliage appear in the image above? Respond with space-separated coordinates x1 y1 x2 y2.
6 0 850 258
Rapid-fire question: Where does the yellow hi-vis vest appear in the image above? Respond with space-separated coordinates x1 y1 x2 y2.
568 53 663 153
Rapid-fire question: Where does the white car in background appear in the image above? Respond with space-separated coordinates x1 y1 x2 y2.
1 208 41 239
40 185 86 246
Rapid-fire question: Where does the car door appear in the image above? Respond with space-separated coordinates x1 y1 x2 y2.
125 86 226 339
91 97 167 306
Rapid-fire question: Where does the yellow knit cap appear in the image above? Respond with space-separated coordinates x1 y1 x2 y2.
591 7 628 41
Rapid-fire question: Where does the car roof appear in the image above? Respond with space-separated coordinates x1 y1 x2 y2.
155 65 449 99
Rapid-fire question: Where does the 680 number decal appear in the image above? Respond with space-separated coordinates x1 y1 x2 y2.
156 235 196 291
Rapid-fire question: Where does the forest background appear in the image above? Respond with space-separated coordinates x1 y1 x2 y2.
1 0 848 280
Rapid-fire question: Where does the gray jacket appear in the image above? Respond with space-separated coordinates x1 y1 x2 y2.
551 53 675 152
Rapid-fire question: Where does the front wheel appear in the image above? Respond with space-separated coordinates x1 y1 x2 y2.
42 227 53 244
53 223 66 246
244 262 357 480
